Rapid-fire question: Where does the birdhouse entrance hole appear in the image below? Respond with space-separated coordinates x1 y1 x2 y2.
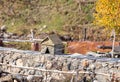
45 47 50 54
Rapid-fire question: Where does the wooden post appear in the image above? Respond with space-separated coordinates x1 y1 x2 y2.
111 29 115 58
31 42 39 51
84 28 87 41
0 39 4 47
30 29 34 41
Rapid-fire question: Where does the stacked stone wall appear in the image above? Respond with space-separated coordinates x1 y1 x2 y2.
0 48 120 82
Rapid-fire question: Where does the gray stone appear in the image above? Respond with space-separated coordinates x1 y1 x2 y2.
0 69 2 74
70 60 79 70
108 63 114 68
0 74 13 82
28 70 35 75
102 62 108 67
9 60 16 65
16 59 23 66
56 60 63 70
46 55 54 61
51 73 65 81
62 62 71 71
12 74 24 82
81 59 89 68
58 57 66 61
12 68 21 73
34 62 41 67
0 54 4 63
27 75 34 82
0 57 3 63
46 60 52 69
11 53 22 60
40 55 46 63
89 64 96 70
33 56 40 62
35 71 42 75
4 54 11 61
95 62 102 69
20 70 25 74
96 75 108 82
3 59 9 64
0 48 120 82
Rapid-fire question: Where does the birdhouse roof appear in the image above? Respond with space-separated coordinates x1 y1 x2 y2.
41 34 62 45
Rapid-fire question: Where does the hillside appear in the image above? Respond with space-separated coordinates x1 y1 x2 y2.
0 0 97 40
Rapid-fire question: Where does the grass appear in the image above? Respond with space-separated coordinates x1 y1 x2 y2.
0 0 95 38
4 42 31 50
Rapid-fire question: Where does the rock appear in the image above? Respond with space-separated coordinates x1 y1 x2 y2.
11 35 19 39
12 68 21 73
13 80 18 82
28 70 35 75
81 59 89 68
56 60 63 70
34 62 41 67
27 75 34 82
93 80 99 82
89 64 95 70
3 33 11 38
20 70 25 74
51 73 61 80
70 59 79 70
108 63 114 68
4 54 11 62
102 63 108 67
3 59 9 64
51 73 65 82
9 60 14 65
47 55 54 61
62 62 71 71
11 53 22 60
51 62 59 70
96 75 107 82
40 56 45 63
12 74 24 82
109 68 119 73
33 56 40 62
0 48 120 82
49 78 61 82
0 69 2 74
1 25 7 32
0 74 13 82
27 75 43 82
58 57 66 62
24 69 29 75
16 59 23 66
46 61 52 69
35 71 42 75
0 56 3 63
96 62 102 69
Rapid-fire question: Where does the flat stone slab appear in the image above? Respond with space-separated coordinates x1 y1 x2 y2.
0 47 120 63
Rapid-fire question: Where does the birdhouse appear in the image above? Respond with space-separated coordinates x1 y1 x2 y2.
40 34 64 55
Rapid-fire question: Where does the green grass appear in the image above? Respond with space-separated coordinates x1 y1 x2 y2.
1 0 95 36
4 42 31 50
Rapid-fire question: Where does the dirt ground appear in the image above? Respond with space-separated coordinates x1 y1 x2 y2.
67 41 119 54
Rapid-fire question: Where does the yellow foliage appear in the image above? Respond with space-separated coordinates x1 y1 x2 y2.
94 0 120 33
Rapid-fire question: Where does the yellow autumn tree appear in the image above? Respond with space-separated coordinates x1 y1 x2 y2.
94 0 120 34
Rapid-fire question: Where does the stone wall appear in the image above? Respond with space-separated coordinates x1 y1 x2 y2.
0 47 120 82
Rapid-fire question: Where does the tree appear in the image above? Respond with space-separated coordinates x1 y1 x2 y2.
94 0 120 34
